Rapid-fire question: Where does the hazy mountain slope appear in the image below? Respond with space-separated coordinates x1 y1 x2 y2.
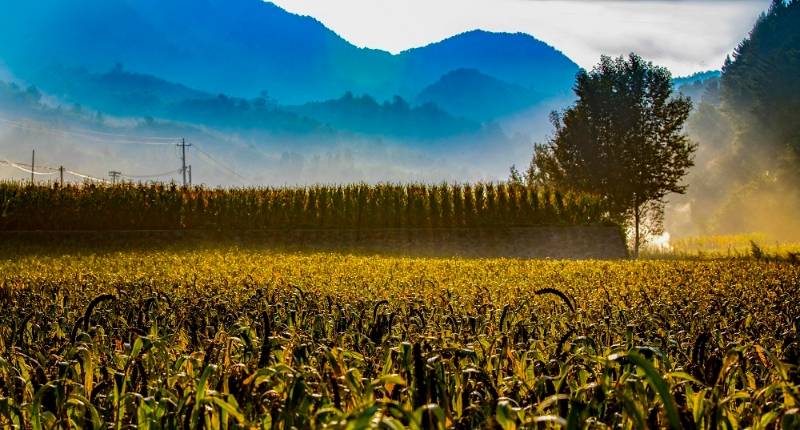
0 79 520 186
0 0 174 78
123 0 399 102
0 0 397 103
27 64 213 116
415 68 547 121
287 92 484 138
0 0 579 106
398 30 579 96
5 62 495 139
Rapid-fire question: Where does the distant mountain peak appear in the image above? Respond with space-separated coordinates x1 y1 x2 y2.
398 30 579 95
406 29 566 53
415 68 546 121
0 0 581 104
427 68 529 88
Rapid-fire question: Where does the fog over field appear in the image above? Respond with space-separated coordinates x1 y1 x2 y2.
0 107 542 187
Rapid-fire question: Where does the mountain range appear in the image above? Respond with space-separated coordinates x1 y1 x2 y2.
415 68 547 121
0 0 721 160
0 0 579 107
0 0 732 188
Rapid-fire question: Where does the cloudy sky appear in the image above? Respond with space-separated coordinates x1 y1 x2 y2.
269 0 771 76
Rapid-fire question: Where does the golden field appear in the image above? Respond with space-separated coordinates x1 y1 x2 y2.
0 240 798 428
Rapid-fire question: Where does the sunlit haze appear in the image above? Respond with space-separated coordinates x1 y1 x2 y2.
269 0 771 76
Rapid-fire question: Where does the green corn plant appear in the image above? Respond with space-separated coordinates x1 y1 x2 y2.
0 181 608 231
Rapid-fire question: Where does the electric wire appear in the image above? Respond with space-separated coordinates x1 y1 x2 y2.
0 153 59 174
192 144 250 185
0 158 108 183
64 169 112 184
1 115 250 185
122 169 182 179
1 153 115 184
192 152 246 186
0 160 58 175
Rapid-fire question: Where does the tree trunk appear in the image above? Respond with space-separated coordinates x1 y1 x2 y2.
633 202 640 259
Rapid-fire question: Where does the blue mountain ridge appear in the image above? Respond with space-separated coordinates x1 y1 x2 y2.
0 0 580 105
415 68 547 122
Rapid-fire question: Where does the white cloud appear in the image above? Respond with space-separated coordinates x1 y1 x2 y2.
268 0 770 76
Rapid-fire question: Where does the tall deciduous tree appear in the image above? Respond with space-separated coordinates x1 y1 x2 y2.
528 54 696 257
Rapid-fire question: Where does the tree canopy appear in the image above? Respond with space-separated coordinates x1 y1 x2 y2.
668 0 800 240
722 0 800 154
528 54 695 257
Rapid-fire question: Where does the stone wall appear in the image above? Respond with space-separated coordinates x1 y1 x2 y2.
1 227 628 259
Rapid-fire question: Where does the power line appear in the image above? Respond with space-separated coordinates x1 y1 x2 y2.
122 169 182 179
0 153 57 176
178 139 191 186
1 115 252 186
64 169 111 184
1 153 107 184
108 171 121 184
0 152 59 171
2 143 195 185
0 159 106 184
0 159 58 175
192 144 250 185
192 151 245 186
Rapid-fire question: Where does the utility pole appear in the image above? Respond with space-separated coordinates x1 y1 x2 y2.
31 150 34 183
60 166 64 186
188 165 192 187
178 138 191 187
109 171 121 184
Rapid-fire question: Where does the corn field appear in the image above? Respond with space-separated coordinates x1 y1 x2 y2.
0 182 606 231
0 241 798 428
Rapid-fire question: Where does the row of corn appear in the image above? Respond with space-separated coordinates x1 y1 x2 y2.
0 182 608 230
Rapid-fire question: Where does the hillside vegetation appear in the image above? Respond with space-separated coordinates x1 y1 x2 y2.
0 1 577 104
668 0 800 241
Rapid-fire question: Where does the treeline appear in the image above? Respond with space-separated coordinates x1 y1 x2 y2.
0 81 46 112
19 64 486 138
721 0 799 151
20 65 330 135
286 92 482 138
672 0 800 239
0 182 608 230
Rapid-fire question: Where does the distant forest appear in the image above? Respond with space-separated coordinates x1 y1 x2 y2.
0 65 500 139
669 0 800 239
12 63 497 140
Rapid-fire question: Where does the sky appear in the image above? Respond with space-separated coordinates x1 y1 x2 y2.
268 0 772 77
